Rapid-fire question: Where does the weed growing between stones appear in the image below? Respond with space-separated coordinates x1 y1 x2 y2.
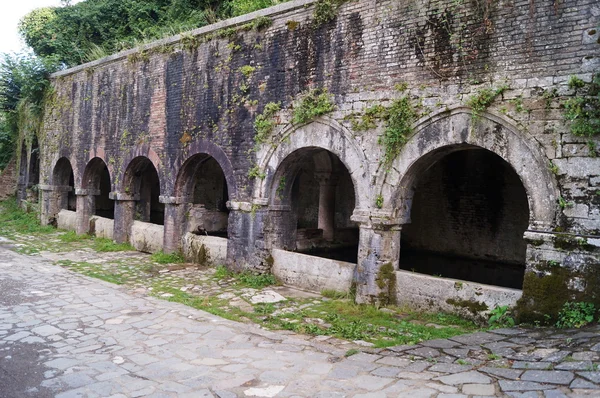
349 90 420 167
312 0 347 27
465 84 509 120
253 102 281 145
292 88 335 125
563 73 600 137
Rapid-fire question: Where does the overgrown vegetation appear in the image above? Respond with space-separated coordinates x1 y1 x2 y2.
556 301 596 329
488 305 515 328
292 88 335 125
0 197 54 237
18 0 290 67
151 251 186 264
312 0 347 27
0 54 59 170
563 74 600 137
254 102 281 145
465 84 509 120
214 265 277 288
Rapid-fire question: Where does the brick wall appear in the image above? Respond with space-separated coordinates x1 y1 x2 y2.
37 0 599 307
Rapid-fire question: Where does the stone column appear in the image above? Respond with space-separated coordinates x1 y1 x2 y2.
353 210 401 305
226 200 277 273
110 192 138 244
315 172 338 242
75 188 99 235
161 195 188 254
39 184 72 225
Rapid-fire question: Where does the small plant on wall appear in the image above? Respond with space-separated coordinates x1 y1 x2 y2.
292 88 335 125
563 74 600 137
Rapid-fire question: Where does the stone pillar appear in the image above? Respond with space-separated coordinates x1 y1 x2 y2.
75 188 99 234
315 172 338 241
39 184 72 225
110 192 138 244
160 195 188 254
353 210 401 304
226 200 276 273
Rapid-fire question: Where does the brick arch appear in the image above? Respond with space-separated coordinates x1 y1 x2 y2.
51 156 77 187
376 107 558 230
253 117 371 211
113 147 162 193
172 140 238 200
122 156 160 197
82 157 111 191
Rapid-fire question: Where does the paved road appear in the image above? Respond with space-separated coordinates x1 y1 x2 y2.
0 245 599 397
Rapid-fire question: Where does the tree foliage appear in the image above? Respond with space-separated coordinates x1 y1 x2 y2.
19 0 287 67
0 0 287 170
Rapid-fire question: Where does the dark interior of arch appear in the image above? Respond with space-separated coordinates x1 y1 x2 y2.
53 158 76 211
28 137 40 189
180 155 229 237
17 143 28 201
126 157 163 225
93 162 114 219
400 148 529 289
287 148 358 263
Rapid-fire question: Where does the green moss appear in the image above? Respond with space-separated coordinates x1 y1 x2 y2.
375 262 397 306
553 234 593 251
446 298 488 314
195 244 210 266
515 265 572 324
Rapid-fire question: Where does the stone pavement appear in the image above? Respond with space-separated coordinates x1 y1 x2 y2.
0 245 599 397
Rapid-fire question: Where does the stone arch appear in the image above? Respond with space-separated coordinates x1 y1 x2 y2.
378 108 558 230
264 146 360 262
174 153 231 237
173 141 238 201
122 155 163 225
114 147 162 194
253 117 370 212
52 157 76 212
82 157 114 219
28 136 40 189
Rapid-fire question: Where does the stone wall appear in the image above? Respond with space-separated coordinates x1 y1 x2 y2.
34 0 600 320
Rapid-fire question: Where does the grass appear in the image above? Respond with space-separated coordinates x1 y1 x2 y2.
150 251 185 264
213 265 278 289
58 231 92 243
0 198 55 237
93 238 134 252
0 198 480 349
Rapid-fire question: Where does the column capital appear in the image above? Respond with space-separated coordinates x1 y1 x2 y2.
109 191 140 201
159 195 189 205
75 188 101 196
351 209 402 230
39 184 72 192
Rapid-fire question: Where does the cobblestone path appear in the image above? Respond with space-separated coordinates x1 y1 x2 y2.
0 245 599 397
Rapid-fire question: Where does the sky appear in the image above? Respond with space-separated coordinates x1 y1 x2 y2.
0 0 84 55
